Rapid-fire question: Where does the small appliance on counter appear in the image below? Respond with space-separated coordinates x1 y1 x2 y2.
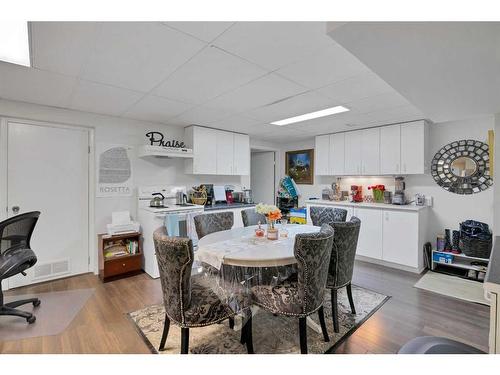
415 193 426 206
233 191 244 203
392 176 406 205
350 185 363 203
322 188 334 200
242 189 253 204
150 192 165 207
383 191 392 204
175 191 189 205
225 188 234 204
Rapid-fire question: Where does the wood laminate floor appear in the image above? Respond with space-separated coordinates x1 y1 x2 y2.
0 261 490 354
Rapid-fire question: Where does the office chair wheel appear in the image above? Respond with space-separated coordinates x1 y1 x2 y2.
27 315 36 324
33 300 41 307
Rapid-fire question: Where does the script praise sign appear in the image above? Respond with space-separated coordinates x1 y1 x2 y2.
145 131 186 148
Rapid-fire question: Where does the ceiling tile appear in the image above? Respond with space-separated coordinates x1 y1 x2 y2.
31 22 99 77
154 46 267 105
208 114 262 132
0 63 76 107
246 90 333 122
316 72 394 103
163 22 234 42
204 73 307 113
213 22 335 70
346 91 411 114
276 42 370 89
69 80 144 116
81 22 206 92
122 94 194 123
168 105 235 127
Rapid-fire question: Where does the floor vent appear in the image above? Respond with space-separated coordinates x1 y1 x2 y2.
33 259 71 280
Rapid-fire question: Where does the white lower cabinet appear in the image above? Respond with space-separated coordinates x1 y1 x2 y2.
353 208 383 260
382 210 420 268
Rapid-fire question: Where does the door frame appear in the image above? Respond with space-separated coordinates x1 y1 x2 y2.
250 146 279 205
0 116 96 290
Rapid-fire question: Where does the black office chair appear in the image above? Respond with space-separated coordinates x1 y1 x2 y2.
0 211 41 324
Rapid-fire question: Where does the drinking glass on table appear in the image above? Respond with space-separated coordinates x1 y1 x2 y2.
280 218 288 238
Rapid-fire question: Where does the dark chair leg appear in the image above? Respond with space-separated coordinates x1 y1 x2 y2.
158 314 170 351
5 297 40 309
299 317 307 354
346 283 356 314
242 315 254 354
228 316 235 329
180 327 189 354
331 288 339 333
317 306 330 342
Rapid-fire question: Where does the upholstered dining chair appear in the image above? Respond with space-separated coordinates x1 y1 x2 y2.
250 224 335 354
310 206 348 226
194 211 234 239
153 227 253 354
241 208 266 227
325 217 361 333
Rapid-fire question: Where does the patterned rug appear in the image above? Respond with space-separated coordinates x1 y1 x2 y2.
128 285 389 354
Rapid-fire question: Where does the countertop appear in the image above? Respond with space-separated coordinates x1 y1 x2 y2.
204 202 256 211
305 199 428 212
485 237 500 290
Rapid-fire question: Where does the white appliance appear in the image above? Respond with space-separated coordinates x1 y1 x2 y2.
138 185 204 278
106 210 140 236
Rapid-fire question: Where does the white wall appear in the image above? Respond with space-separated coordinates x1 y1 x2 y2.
494 113 500 235
281 115 495 243
0 99 246 269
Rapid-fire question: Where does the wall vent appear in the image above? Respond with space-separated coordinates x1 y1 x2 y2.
33 259 71 281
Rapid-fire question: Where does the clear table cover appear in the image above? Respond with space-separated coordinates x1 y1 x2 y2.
193 224 320 324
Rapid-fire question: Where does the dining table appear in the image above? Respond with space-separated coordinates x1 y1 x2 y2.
194 223 323 332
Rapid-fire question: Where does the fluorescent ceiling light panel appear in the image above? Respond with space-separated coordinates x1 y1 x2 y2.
0 21 30 67
271 105 349 126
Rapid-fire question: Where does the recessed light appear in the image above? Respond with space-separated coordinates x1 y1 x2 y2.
0 21 30 67
270 105 349 126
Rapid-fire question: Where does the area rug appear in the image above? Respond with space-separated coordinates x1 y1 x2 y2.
414 271 489 305
128 285 389 354
0 288 95 341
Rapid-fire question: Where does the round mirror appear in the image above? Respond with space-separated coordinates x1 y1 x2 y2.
450 156 477 177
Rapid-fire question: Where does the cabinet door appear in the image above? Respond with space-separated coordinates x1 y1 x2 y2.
216 130 234 175
382 210 419 267
233 133 250 175
193 127 217 174
353 208 383 259
401 121 426 174
329 133 345 176
344 131 362 175
380 124 401 175
361 128 380 175
315 135 330 175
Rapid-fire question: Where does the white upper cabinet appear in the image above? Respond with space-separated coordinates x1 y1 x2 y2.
344 130 362 175
216 130 234 175
401 120 428 174
329 133 345 176
314 135 330 175
380 124 401 175
361 127 380 175
233 133 250 175
185 126 250 175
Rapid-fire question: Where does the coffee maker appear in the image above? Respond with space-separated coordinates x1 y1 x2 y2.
392 177 406 205
350 185 363 203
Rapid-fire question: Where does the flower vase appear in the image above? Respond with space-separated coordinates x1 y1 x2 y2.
266 218 279 240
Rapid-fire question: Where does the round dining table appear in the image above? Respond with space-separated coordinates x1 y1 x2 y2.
194 224 323 333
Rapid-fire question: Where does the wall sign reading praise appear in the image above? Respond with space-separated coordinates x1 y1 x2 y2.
146 131 186 148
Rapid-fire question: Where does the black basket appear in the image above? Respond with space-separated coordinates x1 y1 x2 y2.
459 235 492 259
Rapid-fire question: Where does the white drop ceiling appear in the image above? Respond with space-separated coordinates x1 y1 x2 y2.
0 21 427 143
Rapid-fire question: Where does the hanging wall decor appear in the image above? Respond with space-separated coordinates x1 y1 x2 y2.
431 139 493 194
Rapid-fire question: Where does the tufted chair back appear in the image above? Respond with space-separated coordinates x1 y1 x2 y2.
194 212 234 239
294 224 334 314
153 227 193 325
310 206 348 226
326 217 361 289
241 209 266 227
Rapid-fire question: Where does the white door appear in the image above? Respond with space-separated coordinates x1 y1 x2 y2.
6 121 90 288
401 121 425 174
314 135 330 175
353 208 383 259
382 210 419 267
233 133 250 175
380 124 401 175
344 131 362 175
361 128 380 175
193 126 217 174
329 133 345 176
251 151 275 205
216 130 234 175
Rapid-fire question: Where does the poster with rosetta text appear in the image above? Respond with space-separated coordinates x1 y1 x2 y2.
96 143 133 197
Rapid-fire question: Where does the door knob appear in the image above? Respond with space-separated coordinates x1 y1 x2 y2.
12 206 20 214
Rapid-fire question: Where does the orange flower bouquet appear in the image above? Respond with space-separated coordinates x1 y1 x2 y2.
256 203 282 240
